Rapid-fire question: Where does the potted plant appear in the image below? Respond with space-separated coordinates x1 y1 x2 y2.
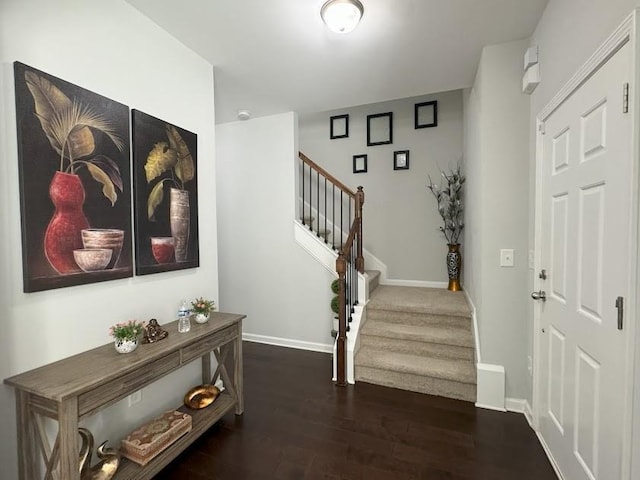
426 163 465 291
330 279 340 337
191 297 216 324
109 320 145 353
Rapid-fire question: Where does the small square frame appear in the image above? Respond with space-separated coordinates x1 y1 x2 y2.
393 150 410 170
414 101 438 129
353 154 368 174
367 112 393 146
330 114 349 139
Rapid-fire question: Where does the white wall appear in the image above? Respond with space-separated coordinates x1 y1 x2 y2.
216 112 335 350
0 1 217 477
463 39 530 400
299 91 464 283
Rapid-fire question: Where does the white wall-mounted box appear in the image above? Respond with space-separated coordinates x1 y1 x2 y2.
522 64 540 94
524 45 539 70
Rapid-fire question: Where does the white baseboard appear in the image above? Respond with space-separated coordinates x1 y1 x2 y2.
243 333 333 354
505 397 527 413
536 430 565 479
381 279 448 289
524 401 533 427
475 363 505 411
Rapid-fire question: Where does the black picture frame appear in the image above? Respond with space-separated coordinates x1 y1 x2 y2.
132 110 200 275
367 112 393 146
415 101 438 129
13 62 133 292
330 114 349 139
393 150 410 170
353 154 368 174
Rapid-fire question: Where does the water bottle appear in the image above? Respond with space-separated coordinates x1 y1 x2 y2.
177 299 191 333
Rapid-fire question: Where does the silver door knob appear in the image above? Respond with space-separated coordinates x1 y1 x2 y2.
531 290 546 302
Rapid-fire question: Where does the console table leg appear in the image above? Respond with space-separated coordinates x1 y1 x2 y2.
202 352 212 385
15 390 38 480
235 322 244 415
57 398 79 480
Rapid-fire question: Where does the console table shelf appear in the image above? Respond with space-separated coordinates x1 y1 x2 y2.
4 312 245 480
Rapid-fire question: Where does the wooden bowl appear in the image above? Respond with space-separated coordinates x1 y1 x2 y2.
184 384 220 409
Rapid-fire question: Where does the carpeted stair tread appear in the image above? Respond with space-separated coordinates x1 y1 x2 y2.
367 308 471 329
356 347 476 385
360 335 474 361
356 366 476 402
361 320 473 348
367 285 471 317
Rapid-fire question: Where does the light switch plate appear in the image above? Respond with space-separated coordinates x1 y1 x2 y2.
500 249 514 267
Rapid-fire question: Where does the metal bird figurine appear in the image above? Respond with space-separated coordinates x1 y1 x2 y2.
78 428 121 480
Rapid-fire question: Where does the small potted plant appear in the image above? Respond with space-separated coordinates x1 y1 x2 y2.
330 279 340 338
191 297 216 324
109 320 145 354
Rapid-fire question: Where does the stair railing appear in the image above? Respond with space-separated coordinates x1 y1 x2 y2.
298 152 364 386
299 152 364 259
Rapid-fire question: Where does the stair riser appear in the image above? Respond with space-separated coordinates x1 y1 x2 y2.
360 335 474 361
356 366 476 403
368 276 380 295
367 309 471 330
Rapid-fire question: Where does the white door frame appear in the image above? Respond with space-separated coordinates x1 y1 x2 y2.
532 10 640 479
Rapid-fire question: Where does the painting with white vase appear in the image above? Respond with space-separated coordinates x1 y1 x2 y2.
131 110 200 275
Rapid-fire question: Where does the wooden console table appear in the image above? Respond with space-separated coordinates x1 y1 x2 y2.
4 312 245 480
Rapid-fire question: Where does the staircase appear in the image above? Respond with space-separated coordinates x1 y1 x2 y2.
355 284 476 402
296 152 476 400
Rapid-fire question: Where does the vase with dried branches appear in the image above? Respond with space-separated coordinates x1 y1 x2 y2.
426 163 465 291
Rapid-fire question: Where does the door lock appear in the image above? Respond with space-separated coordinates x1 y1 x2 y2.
531 290 547 302
539 269 547 280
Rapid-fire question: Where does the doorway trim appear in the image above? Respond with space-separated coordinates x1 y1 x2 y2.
532 9 640 480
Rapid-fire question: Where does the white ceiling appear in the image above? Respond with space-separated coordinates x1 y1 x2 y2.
126 0 549 124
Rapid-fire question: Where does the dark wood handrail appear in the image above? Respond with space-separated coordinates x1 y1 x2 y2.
338 218 360 258
299 152 355 199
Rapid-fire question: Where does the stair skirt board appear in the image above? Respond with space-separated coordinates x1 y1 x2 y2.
356 366 476 403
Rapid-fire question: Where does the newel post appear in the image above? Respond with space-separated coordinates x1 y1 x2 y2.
355 186 365 273
335 255 347 387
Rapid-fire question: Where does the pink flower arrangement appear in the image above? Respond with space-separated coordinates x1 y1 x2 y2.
109 320 145 341
191 297 215 315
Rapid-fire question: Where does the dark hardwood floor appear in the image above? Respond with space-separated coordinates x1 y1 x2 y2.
155 342 557 479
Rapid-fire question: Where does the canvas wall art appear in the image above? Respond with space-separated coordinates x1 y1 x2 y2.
14 62 132 292
132 110 200 275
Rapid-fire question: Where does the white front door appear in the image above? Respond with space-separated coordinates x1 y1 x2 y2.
537 40 633 480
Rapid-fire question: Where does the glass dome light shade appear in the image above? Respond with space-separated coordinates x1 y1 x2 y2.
321 0 364 34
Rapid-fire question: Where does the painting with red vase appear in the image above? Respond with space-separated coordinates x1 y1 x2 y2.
132 110 199 275
13 62 132 292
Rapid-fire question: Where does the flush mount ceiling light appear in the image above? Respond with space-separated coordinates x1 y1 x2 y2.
321 0 364 34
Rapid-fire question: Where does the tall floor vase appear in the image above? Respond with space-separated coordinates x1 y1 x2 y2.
170 188 190 262
446 243 462 291
44 172 90 274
